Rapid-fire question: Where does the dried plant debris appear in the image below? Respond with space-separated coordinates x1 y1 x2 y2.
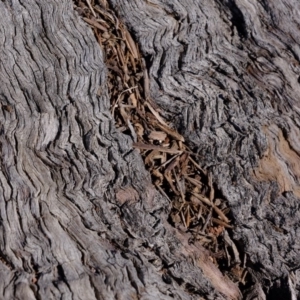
73 0 248 288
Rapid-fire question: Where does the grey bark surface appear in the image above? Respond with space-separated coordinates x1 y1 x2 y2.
0 0 239 299
109 0 300 299
0 0 299 299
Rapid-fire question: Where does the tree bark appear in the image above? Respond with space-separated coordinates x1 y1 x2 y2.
108 0 300 298
0 0 299 299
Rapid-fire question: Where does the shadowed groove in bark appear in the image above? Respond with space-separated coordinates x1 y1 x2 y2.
74 0 250 297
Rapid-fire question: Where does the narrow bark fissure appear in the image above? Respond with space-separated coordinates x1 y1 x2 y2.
92 0 300 298
72 1 249 298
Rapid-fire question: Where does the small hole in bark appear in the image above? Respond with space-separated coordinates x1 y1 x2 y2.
267 278 291 300
143 54 153 71
185 283 201 294
282 191 292 197
123 238 129 247
227 0 248 39
121 175 129 187
57 265 66 281
170 275 184 286
162 273 172 284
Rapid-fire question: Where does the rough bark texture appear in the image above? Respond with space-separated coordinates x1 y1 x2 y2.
108 0 300 298
0 0 300 299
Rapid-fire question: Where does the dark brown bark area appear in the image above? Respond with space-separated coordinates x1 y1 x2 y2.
0 0 300 299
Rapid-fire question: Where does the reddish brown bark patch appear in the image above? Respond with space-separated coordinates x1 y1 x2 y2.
253 125 300 198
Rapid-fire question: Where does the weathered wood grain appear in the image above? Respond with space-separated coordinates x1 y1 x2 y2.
0 0 243 299
108 0 300 298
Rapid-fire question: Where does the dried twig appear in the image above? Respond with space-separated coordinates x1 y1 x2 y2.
86 0 97 17
111 86 138 116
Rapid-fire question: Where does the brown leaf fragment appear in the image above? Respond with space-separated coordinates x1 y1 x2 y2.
145 150 161 166
181 210 187 228
164 171 180 195
85 0 96 17
83 17 108 31
142 58 150 100
127 119 137 143
119 104 129 123
148 131 167 141
133 142 183 154
129 92 137 107
208 172 215 202
179 153 189 175
173 170 185 202
129 53 137 73
184 175 203 188
170 140 179 151
224 231 241 265
191 192 212 206
211 218 233 229
111 86 138 115
102 31 110 39
116 43 126 65
96 18 110 29
97 0 108 9
145 101 169 127
123 28 139 59
190 195 203 207
170 211 181 224
157 153 180 170
156 122 185 142
134 123 144 137
164 155 180 174
213 206 230 224
188 156 206 174
191 192 230 223
185 206 191 227
152 168 164 184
